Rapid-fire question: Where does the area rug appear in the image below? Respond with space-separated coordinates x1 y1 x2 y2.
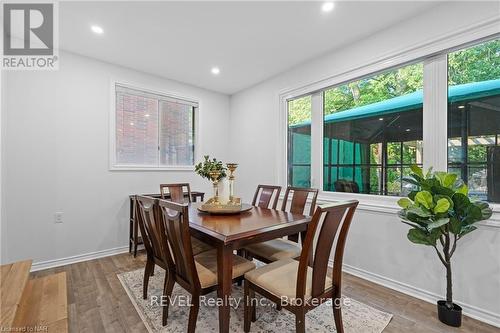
118 268 392 332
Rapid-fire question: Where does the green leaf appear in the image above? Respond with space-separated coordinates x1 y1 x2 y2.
443 173 458 188
475 201 493 220
434 194 454 210
410 165 424 179
407 206 432 218
449 217 462 234
463 205 483 225
402 177 420 187
408 190 418 201
415 191 434 210
407 228 436 246
425 167 434 179
452 193 470 215
397 198 412 209
427 218 450 230
459 225 477 238
456 184 468 196
433 198 451 214
435 172 448 186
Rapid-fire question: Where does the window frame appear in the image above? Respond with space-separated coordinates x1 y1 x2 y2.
278 27 500 211
109 80 199 171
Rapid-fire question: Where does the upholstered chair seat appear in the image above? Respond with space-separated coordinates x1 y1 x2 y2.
194 249 256 288
244 239 301 262
245 258 332 302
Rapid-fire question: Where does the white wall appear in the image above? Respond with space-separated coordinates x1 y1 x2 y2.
1 51 230 266
229 1 500 326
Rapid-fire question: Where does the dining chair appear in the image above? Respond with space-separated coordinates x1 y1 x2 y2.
160 183 213 255
160 183 192 203
251 184 282 209
244 186 319 263
136 195 169 301
158 199 256 331
244 200 359 333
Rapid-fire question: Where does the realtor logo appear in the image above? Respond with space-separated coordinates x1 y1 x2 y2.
2 2 59 70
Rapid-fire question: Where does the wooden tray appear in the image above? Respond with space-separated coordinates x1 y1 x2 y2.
197 203 253 215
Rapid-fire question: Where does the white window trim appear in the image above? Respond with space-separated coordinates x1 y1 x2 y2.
277 19 500 212
109 80 200 171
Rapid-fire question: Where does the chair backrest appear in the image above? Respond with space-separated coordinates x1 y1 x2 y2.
295 200 358 300
157 199 200 289
251 185 282 209
160 183 192 203
136 196 173 267
281 186 319 216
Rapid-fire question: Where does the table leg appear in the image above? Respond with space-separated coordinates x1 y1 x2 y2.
217 244 233 333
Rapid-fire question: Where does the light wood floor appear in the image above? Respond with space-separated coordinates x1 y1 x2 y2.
31 251 499 333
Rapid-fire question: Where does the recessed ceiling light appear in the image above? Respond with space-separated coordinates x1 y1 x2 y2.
211 67 220 75
379 118 384 121
322 2 335 13
91 25 104 34
406 128 411 132
457 105 465 109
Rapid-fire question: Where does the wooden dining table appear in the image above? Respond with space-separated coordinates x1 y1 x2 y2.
187 202 312 333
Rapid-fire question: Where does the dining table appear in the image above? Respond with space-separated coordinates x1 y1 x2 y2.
187 202 312 333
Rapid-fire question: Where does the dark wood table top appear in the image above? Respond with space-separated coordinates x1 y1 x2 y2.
188 202 311 246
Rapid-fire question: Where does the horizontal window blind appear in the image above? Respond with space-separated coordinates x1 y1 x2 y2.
114 84 196 167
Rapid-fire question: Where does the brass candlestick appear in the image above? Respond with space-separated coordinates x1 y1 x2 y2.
208 170 221 204
226 163 238 203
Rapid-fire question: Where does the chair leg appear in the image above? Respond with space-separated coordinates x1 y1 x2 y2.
295 310 306 333
333 302 344 333
244 282 253 332
143 259 154 299
187 294 200 333
162 272 175 326
236 250 245 286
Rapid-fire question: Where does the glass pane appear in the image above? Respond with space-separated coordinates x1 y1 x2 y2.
322 62 423 196
447 38 500 203
403 141 423 164
115 92 159 165
370 143 383 165
288 95 311 188
387 142 401 165
386 167 402 196
159 101 194 166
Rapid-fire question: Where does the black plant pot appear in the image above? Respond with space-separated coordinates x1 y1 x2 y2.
437 300 462 327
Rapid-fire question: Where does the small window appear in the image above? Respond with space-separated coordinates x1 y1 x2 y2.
447 39 500 202
113 84 196 169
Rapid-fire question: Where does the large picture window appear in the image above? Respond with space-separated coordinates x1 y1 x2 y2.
113 84 196 169
447 39 500 203
322 63 423 196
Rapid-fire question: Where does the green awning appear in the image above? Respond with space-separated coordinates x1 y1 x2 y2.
290 79 500 128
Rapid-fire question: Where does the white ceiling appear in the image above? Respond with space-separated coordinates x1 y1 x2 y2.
60 1 440 95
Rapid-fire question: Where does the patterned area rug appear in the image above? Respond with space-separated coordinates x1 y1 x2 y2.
118 268 392 332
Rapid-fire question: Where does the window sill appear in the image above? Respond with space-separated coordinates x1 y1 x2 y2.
109 165 195 171
315 191 500 229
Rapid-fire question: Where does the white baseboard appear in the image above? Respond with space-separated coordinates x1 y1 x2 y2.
333 261 500 328
30 246 130 272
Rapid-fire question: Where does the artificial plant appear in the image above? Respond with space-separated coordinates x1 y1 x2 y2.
194 155 227 181
397 165 492 309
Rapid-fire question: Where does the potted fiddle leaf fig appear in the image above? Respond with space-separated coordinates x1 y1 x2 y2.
397 165 492 327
